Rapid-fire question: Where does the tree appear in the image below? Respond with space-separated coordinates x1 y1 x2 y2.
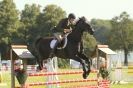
90 19 112 44
36 4 66 37
83 32 97 57
0 0 19 59
109 12 133 66
0 0 19 43
18 4 41 44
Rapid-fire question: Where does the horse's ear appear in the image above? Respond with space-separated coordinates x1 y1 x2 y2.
82 16 86 22
79 16 86 22
78 17 81 19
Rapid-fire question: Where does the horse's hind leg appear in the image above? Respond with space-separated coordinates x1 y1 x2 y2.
36 57 43 71
35 49 44 71
71 56 88 79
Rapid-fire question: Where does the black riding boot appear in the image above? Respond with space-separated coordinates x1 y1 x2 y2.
49 41 59 58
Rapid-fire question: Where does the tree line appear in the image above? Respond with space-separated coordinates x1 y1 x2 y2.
0 0 133 66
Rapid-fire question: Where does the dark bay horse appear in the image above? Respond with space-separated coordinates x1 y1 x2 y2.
34 17 94 79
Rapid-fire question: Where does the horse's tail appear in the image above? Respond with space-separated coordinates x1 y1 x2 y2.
34 37 43 47
34 37 45 58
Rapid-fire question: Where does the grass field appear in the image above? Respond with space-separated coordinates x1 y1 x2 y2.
1 69 133 88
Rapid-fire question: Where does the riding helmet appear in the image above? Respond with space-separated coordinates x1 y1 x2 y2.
68 13 76 19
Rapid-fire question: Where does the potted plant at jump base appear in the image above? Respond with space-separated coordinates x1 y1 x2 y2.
98 63 109 80
98 63 110 87
14 64 28 88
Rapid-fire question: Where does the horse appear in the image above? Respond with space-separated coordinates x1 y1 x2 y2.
34 17 94 79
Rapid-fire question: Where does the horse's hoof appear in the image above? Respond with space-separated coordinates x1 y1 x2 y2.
82 73 87 79
37 66 42 70
87 69 91 76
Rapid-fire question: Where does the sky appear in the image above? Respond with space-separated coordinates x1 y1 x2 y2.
10 0 133 20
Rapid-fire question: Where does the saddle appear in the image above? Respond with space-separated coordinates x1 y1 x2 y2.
50 37 67 49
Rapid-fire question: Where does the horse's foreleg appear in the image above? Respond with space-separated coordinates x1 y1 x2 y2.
78 53 91 77
71 56 88 79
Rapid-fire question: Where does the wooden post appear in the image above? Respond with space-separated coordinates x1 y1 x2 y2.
23 59 27 70
105 54 107 69
10 48 15 88
96 45 99 70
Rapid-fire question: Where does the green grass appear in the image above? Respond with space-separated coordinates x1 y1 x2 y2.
1 69 133 88
111 84 133 88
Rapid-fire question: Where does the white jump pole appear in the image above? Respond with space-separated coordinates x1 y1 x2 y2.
115 52 122 83
46 57 59 88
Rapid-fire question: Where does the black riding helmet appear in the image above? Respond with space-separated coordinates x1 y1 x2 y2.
68 13 76 19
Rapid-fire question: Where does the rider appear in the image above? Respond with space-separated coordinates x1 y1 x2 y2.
49 13 76 57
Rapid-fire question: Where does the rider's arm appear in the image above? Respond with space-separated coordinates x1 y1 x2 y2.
56 18 72 34
56 19 65 32
64 29 72 33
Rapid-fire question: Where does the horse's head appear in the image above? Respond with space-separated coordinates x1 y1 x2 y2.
76 16 94 35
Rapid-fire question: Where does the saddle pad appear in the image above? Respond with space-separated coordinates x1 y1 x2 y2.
50 38 68 49
50 39 57 49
